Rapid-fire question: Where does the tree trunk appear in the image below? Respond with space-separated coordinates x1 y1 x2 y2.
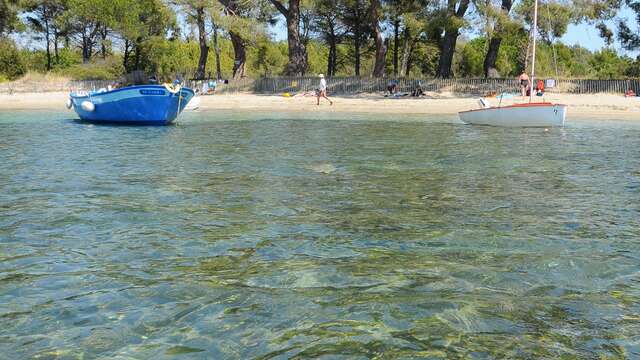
44 18 51 71
134 43 141 70
269 0 308 75
285 0 307 75
523 32 532 73
326 45 331 76
483 0 513 78
400 28 410 76
393 18 400 77
325 20 337 77
194 6 209 80
100 26 108 59
213 21 222 80
333 43 340 76
436 0 470 78
81 23 100 63
81 29 88 63
53 27 59 64
370 0 386 77
326 39 334 76
82 30 90 63
354 35 361 76
123 39 130 71
406 42 415 74
230 31 246 80
437 31 458 78
483 37 502 78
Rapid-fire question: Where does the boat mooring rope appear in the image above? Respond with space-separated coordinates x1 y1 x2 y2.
164 83 184 122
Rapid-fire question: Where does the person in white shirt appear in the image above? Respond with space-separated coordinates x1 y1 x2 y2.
317 74 333 106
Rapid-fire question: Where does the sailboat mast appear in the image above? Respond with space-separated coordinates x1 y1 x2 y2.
529 0 538 103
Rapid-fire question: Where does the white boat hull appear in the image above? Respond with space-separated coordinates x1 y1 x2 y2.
459 103 567 127
184 96 201 111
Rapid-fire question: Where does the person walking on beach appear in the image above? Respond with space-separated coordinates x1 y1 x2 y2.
317 74 333 106
519 71 530 97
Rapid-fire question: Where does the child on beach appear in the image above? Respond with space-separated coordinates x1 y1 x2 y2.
317 74 333 105
535 79 545 96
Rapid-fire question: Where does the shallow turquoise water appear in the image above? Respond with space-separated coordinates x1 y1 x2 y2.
1 111 639 359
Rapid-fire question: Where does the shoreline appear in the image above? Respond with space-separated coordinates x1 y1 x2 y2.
1 92 639 121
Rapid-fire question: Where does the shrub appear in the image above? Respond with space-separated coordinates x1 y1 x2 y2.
625 58 640 78
20 48 83 73
457 38 486 77
0 38 26 80
589 49 630 79
251 39 287 77
55 56 124 80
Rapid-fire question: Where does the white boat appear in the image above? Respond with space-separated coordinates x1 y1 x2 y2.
184 96 201 111
459 101 567 127
458 0 567 127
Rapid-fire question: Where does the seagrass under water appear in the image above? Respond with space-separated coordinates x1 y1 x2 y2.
0 111 639 359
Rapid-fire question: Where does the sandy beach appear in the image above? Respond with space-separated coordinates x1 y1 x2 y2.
1 91 639 120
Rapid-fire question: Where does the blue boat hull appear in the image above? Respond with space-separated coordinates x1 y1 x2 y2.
70 85 194 125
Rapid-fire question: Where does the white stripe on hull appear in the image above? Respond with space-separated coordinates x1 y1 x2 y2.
459 104 567 127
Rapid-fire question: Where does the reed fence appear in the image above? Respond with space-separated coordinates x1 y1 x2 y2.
252 77 640 95
1 77 638 95
0 80 114 94
183 78 255 94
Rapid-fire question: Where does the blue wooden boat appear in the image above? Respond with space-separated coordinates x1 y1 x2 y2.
67 84 195 125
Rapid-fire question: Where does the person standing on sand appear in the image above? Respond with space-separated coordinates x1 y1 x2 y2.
317 74 333 106
519 71 530 97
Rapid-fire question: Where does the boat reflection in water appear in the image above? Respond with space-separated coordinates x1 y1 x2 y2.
68 84 194 125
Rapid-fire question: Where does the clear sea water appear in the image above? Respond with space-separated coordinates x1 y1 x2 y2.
1 111 639 359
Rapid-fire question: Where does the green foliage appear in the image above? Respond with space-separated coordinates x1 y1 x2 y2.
449 34 638 79
0 37 26 80
20 50 48 73
589 49 631 79
5 0 637 80
625 58 640 77
0 0 24 34
306 40 329 75
55 56 124 80
456 33 525 78
414 41 440 77
252 39 287 76
545 43 583 77
535 44 638 79
458 38 485 77
118 0 177 72
54 48 83 68
21 48 82 73
144 38 204 79
515 0 574 42
618 0 640 51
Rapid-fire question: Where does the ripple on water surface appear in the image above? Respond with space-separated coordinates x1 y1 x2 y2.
0 111 639 359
